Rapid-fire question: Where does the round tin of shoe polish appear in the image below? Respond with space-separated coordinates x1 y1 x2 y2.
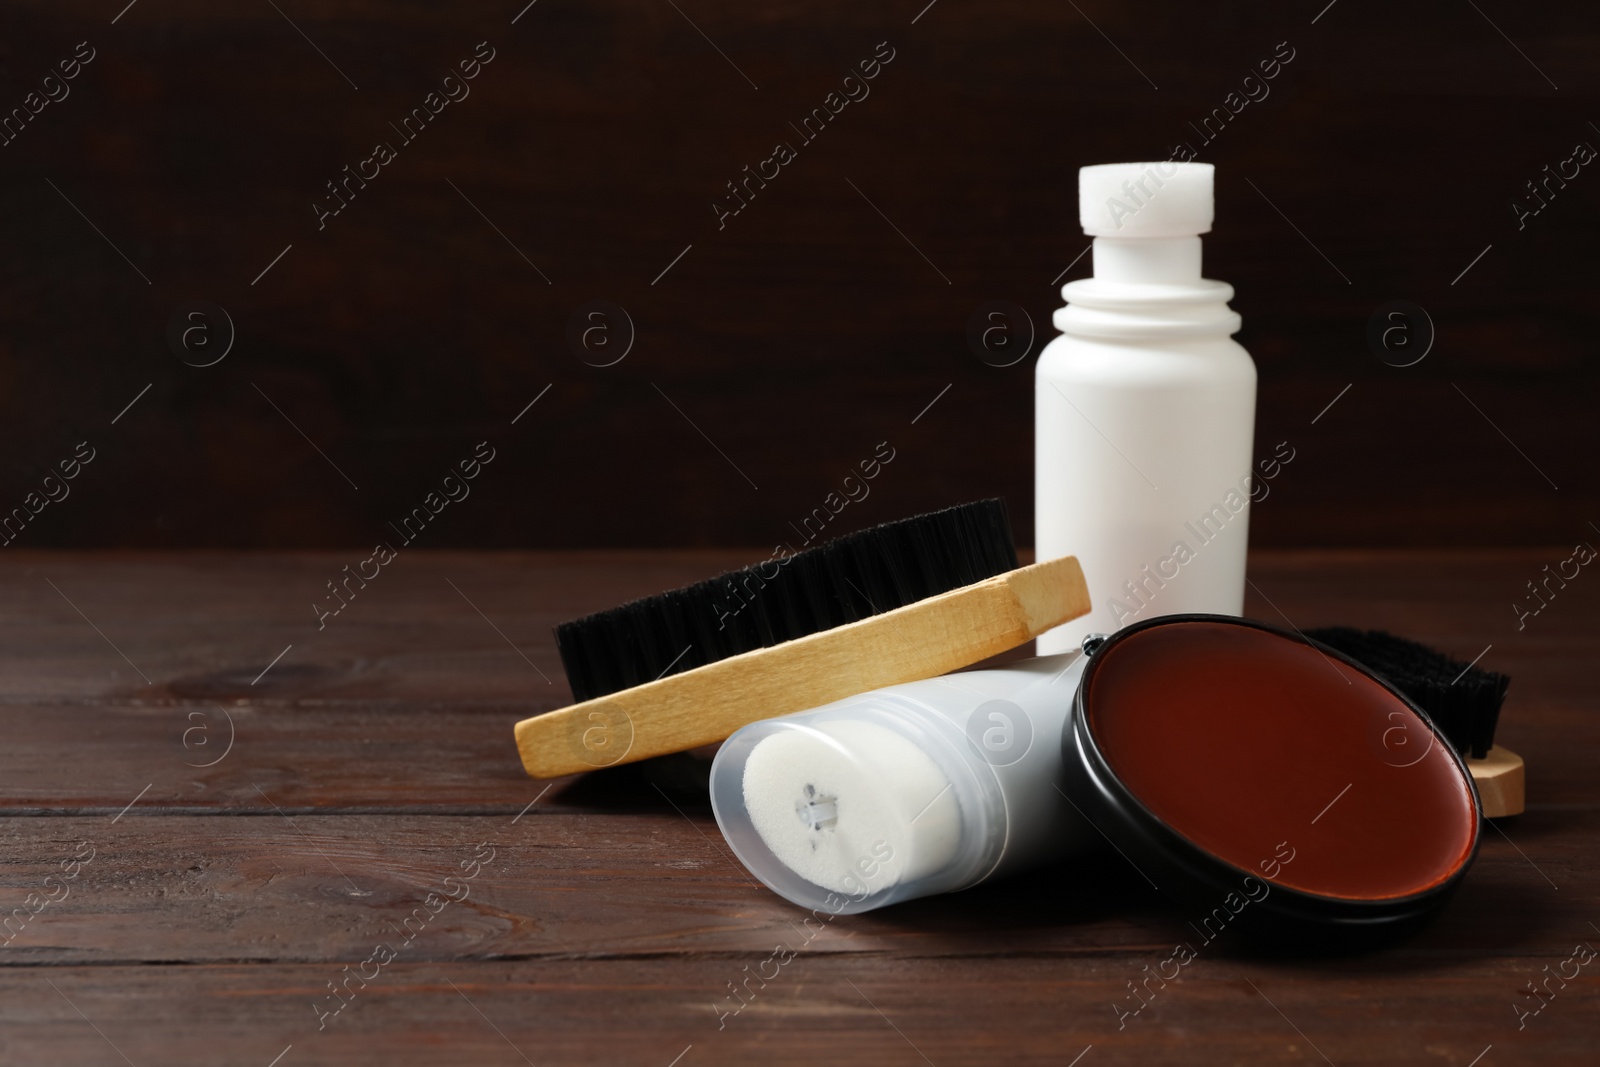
1062 614 1482 935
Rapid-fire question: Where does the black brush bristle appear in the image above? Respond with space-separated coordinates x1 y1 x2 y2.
555 499 1020 703
1307 627 1510 759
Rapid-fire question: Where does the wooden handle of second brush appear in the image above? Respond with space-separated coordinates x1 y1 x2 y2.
514 555 1091 779
1469 745 1525 818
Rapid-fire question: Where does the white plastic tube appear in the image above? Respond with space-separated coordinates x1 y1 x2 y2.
1036 162 1257 652
709 653 1091 913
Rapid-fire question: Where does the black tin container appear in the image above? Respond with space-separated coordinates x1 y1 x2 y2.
1060 614 1482 941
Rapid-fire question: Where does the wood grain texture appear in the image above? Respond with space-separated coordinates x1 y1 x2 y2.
5 954 1596 1067
0 808 1592 965
0 549 1596 1062
515 555 1089 777
0 2 1595 551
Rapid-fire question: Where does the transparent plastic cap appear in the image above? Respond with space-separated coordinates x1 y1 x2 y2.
709 697 1008 914
1079 161 1214 237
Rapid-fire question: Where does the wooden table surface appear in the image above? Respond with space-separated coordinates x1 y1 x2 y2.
1 549 1595 1066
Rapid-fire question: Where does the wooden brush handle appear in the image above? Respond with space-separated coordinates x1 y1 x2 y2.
1469 744 1525 818
515 555 1091 779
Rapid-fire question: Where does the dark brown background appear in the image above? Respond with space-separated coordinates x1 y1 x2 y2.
1 0 1594 550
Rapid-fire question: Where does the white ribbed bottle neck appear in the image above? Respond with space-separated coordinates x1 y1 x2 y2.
1055 234 1240 342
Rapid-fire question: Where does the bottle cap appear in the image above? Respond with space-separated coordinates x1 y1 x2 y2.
1079 161 1214 237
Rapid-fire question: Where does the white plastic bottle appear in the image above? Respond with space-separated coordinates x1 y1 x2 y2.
1036 162 1257 653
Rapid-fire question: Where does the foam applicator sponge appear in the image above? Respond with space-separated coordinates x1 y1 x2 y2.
741 720 961 896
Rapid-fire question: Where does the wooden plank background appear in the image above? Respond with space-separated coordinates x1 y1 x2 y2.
1 548 1596 1063
0 1 1595 550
